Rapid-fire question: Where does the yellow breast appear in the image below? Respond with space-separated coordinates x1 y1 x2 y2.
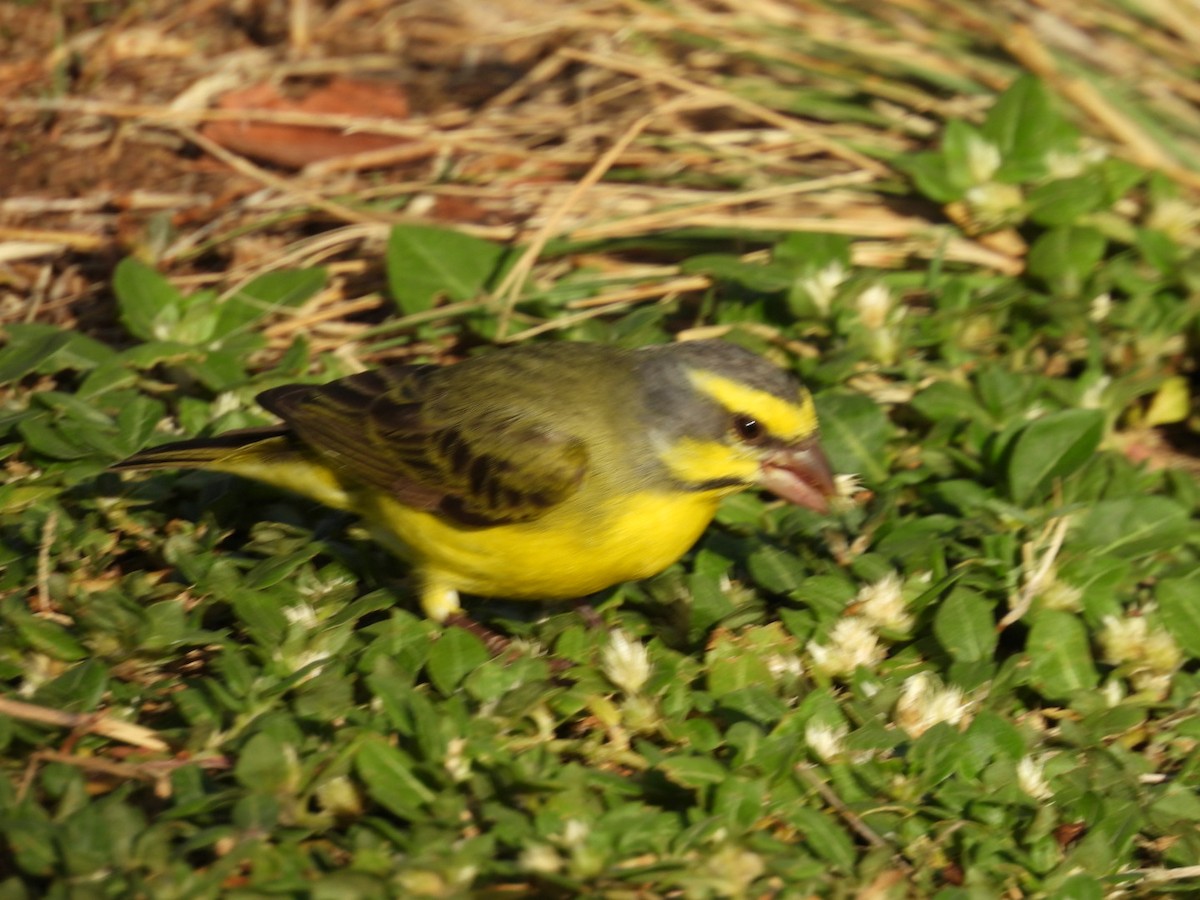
359 485 725 618
208 443 728 620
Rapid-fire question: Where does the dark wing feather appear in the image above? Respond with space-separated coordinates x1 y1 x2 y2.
257 366 588 525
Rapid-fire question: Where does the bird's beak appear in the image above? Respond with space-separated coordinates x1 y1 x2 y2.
757 438 836 514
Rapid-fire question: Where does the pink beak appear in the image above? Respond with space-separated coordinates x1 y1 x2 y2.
757 439 837 514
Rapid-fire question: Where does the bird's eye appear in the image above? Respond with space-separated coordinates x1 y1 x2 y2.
732 414 764 443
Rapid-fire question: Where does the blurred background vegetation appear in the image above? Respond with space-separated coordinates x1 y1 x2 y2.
1 1 1198 896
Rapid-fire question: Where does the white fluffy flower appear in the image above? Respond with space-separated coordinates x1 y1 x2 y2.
895 671 970 737
805 721 849 762
1017 755 1053 801
856 572 913 633
855 283 894 330
966 135 1001 183
808 618 885 676
800 260 848 316
601 630 652 695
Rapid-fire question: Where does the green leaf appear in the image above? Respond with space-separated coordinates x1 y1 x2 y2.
1026 227 1107 298
1098 158 1146 202
0 327 71 384
1157 576 1200 658
975 365 1030 424
785 807 856 868
963 710 1025 764
1027 174 1107 226
897 119 981 201
112 257 185 342
17 416 95 460
231 589 289 646
0 483 61 514
1074 497 1191 558
773 232 852 271
213 268 327 340
231 794 280 832
186 348 250 391
113 396 168 456
983 75 1078 180
712 777 768 830
115 339 203 371
929 480 994 517
169 289 223 345
656 755 727 789
2 807 58 876
940 119 989 190
1027 610 1099 700
909 722 970 785
1048 873 1104 900
426 627 489 696
58 802 118 876
910 379 983 424
35 659 108 712
1060 794 1143 874
746 545 805 594
9 612 88 661
687 565 736 640
234 732 297 794
243 549 320 591
385 225 509 315
814 390 893 484
679 255 793 292
76 360 138 400
34 389 117 426
714 686 787 725
0 325 114 385
706 636 773 697
1006 409 1104 505
355 735 435 818
1064 555 1130 621
898 149 968 203
933 588 997 663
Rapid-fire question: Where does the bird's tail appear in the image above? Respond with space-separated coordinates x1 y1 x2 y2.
111 426 291 471
112 426 353 511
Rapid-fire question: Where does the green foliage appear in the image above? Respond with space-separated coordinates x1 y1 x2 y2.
1026 227 1108 298
115 258 326 351
901 75 1082 203
1006 409 1104 504
2 69 1199 899
385 224 513 315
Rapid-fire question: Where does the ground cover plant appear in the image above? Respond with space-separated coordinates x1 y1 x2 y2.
1 2 1198 896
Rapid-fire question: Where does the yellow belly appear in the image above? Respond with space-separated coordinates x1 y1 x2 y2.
359 487 723 618
210 448 727 621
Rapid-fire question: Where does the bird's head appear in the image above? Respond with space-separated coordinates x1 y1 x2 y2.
638 341 836 513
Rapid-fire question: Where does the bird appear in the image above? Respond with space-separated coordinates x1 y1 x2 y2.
113 340 836 623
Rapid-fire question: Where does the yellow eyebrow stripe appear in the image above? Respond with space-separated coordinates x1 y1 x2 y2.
687 369 818 440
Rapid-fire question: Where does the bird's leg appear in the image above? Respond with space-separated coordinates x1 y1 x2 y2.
570 598 606 629
442 611 514 658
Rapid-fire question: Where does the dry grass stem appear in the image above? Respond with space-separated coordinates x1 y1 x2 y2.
2 0 1195 352
493 101 683 336
0 697 170 753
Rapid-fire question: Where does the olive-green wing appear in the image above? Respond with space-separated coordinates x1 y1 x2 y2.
257 367 588 525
